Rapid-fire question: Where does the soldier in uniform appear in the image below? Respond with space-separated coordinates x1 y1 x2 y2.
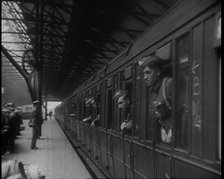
7 102 19 153
90 97 101 127
113 90 132 134
139 55 172 143
82 97 95 124
82 97 101 127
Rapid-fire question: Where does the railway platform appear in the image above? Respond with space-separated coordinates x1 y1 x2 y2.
1 118 93 179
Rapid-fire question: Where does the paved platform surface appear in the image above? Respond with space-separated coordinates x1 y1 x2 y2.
2 118 92 179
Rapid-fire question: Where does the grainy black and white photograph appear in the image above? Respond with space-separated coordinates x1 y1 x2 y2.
1 0 221 178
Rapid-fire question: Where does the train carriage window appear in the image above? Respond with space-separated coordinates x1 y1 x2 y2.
175 33 190 150
125 81 132 130
106 88 113 129
141 47 173 143
100 82 106 128
121 68 133 135
113 74 119 131
106 78 113 130
133 64 141 138
117 71 125 132
87 86 101 127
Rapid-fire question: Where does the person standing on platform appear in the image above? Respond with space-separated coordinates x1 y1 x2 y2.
15 107 23 136
7 102 19 153
31 100 40 150
48 111 52 120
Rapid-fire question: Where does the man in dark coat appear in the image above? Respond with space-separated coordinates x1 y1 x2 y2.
48 111 52 120
30 100 40 150
2 107 10 154
7 102 19 153
15 107 23 135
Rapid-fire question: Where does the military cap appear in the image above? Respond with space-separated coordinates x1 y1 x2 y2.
3 103 8 107
113 90 128 101
138 55 164 69
85 97 95 105
6 102 15 108
33 100 39 104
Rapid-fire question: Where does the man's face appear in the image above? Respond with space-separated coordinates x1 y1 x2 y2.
143 66 160 87
117 95 129 110
8 106 15 112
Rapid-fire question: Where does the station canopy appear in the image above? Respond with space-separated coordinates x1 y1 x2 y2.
1 0 178 101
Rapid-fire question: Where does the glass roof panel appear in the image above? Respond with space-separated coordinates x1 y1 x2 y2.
2 1 33 69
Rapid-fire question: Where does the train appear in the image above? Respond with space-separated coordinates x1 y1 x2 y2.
54 0 221 178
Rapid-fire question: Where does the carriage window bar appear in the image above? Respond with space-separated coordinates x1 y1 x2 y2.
113 74 119 131
125 81 132 134
133 63 141 138
106 89 113 129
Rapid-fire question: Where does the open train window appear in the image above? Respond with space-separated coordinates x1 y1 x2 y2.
89 87 101 127
124 82 132 106
143 45 173 143
121 67 133 135
125 80 132 133
175 33 190 150
106 78 114 129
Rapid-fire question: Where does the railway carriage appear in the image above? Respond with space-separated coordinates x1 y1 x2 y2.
55 0 221 178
